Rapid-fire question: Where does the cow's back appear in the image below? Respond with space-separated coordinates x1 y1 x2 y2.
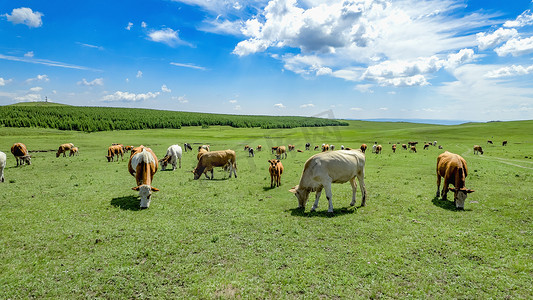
301 150 365 187
199 150 236 167
437 151 467 179
11 143 27 156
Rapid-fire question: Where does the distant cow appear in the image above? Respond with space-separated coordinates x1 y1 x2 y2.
276 146 287 159
322 144 329 152
256 145 262 151
438 145 443 149
271 146 279 154
424 144 430 150
360 144 367 153
487 140 493 144
199 145 210 151
436 151 474 210
372 144 377 153
124 145 134 153
248 148 255 157
289 149 366 213
473 145 483 155
11 143 31 166
305 143 311 150
433 141 437 146
197 148 208 160
69 147 79 156
159 144 182 171
56 143 74 158
375 145 382 154
0 151 6 182
128 146 159 208
410 146 417 153
183 143 193 152
408 141 418 147
268 159 283 188
314 145 319 151
297 149 304 152
392 144 397 153
330 145 335 151
244 145 250 151
106 145 124 162
402 144 407 150
193 150 237 180
502 140 508 146
288 144 295 152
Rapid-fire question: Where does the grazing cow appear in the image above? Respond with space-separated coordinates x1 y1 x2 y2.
402 144 407 150
297 149 304 153
436 151 474 210
424 143 430 150
438 145 443 149
305 143 311 150
271 146 279 154
268 159 284 188
502 140 508 146
341 145 345 150
69 147 79 156
56 143 74 158
248 148 255 157
193 150 237 180
288 144 295 152
360 144 367 153
11 143 31 166
289 149 366 213
257 145 262 151
183 143 193 152
372 144 377 153
433 141 437 146
159 145 182 171
128 146 159 208
473 145 484 155
276 146 287 159
487 140 493 144
392 144 397 153
0 151 6 182
124 145 134 153
198 145 210 152
197 148 208 160
410 146 417 153
408 141 418 148
244 145 250 151
106 145 124 162
322 144 329 152
375 145 382 154
330 145 335 151
314 145 319 151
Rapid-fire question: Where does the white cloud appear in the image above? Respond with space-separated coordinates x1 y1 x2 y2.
4 7 43 28
503 9 533 28
78 78 104 86
229 99 238 104
0 77 12 86
24 51 34 58
350 107 363 111
141 22 147 28
300 103 314 108
126 22 133 30
0 54 96 71
161 84 171 93
379 107 389 111
476 28 518 50
26 74 49 83
147 28 190 47
274 103 286 109
485 65 533 78
170 62 207 70
136 70 143 78
234 105 242 110
15 93 41 102
173 95 188 103
355 84 374 93
29 86 43 92
495 37 533 57
102 91 160 102
77 42 104 50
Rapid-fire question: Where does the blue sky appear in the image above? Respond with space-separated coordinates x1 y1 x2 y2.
1 0 532 121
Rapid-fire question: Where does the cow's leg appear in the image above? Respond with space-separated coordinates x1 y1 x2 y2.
210 169 214 179
324 183 334 213
311 187 323 212
349 177 358 206
441 179 449 200
358 172 367 207
270 174 274 188
232 163 237 178
178 157 181 169
277 173 281 187
436 173 441 198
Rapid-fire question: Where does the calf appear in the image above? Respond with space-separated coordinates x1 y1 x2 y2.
56 143 74 157
288 144 295 152
124 145 134 153
106 145 124 162
193 150 237 180
0 151 6 182
276 146 287 159
360 144 367 153
69 147 79 156
322 144 329 152
159 144 182 170
436 151 474 210
128 146 159 208
473 145 483 155
289 149 366 213
268 159 284 188
314 145 319 151
11 143 31 166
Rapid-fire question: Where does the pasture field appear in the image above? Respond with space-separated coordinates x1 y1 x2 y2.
0 120 532 299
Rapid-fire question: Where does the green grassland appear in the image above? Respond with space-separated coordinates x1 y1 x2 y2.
0 120 532 298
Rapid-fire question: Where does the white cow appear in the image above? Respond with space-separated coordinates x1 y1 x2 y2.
0 151 6 182
159 144 182 171
289 149 367 213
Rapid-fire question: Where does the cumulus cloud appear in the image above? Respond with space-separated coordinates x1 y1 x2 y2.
503 9 533 28
78 78 104 86
233 104 242 111
141 22 147 28
29 86 43 92
4 7 43 28
274 103 286 109
161 84 171 93
495 37 533 57
485 65 533 78
26 74 49 83
173 95 188 103
0 77 13 86
229 99 238 104
355 84 374 93
102 91 160 102
15 93 42 102
147 28 190 47
300 103 314 108
136 70 143 78
24 51 34 58
126 22 133 30
476 28 518 50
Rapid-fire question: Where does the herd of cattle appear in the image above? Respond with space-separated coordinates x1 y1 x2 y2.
0 138 509 211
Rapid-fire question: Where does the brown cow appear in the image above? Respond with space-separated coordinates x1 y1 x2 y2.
360 144 367 153
436 151 474 210
56 143 74 157
124 145 134 153
244 145 250 151
256 145 262 151
268 159 284 188
288 144 295 152
276 146 287 159
402 144 407 150
473 145 483 155
424 144 430 150
322 144 329 152
392 144 397 153
128 146 159 208
271 146 279 154
375 145 382 154
314 145 319 151
106 145 124 162
197 148 208 160
69 147 79 157
193 150 237 180
11 143 31 166
410 146 417 153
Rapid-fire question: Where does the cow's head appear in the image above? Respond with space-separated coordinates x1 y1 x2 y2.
105 155 112 162
193 167 203 180
289 185 310 209
132 184 159 208
56 152 60 158
159 157 169 170
268 159 280 167
22 155 31 165
449 187 474 210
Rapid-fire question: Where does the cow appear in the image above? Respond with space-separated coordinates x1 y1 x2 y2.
11 143 31 166
276 146 287 159
244 145 250 151
297 149 304 152
392 144 397 153
124 145 134 153
289 149 366 213
199 145 210 151
360 144 367 153
183 143 193 152
408 141 418 147
322 144 329 152
106 145 124 162
69 147 79 156
56 143 74 158
410 146 417 153
502 140 508 146
438 145 443 149
436 151 474 210
271 146 279 154
305 143 311 150
314 145 319 151
473 145 484 155
193 150 237 180
197 148 208 160
424 143 430 150
0 151 6 182
340 145 345 150
372 144 377 153
330 145 335 151
375 145 382 154
256 145 262 151
268 159 284 188
159 145 182 171
487 140 493 144
433 141 438 146
288 144 295 152
402 144 407 150
248 148 255 157
128 146 159 209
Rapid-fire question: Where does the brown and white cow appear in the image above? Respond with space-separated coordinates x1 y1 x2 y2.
321 144 330 152
424 143 430 150
199 145 210 151
193 150 237 180
256 145 262 151
271 146 279 154
289 149 366 213
473 145 483 155
124 145 134 153
11 143 31 166
128 146 159 208
375 145 382 154
392 144 397 153
56 143 74 158
268 159 284 188
436 151 474 210
402 144 407 150
360 144 367 153
106 145 124 162
69 147 79 157
197 148 208 161
276 146 287 159
288 144 295 152
410 145 417 153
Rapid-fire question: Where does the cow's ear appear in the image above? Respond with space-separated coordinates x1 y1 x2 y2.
277 160 281 163
132 186 140 191
449 187 456 192
151 187 159 192
466 189 475 193
289 186 298 194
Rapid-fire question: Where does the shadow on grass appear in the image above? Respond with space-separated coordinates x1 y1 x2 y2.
286 206 359 218
431 197 472 212
111 195 141 211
